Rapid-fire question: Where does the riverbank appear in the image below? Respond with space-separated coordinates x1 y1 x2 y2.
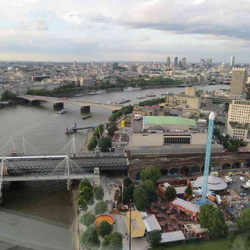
81 129 94 153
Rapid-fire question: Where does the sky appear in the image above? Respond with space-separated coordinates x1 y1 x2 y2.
1 0 250 62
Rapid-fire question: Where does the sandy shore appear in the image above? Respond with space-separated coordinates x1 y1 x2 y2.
81 129 94 153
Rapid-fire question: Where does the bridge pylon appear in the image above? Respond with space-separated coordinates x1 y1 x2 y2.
0 155 6 203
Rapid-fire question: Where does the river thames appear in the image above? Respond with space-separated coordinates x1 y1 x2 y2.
0 84 229 249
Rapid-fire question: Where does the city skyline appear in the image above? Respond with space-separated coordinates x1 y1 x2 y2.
1 0 250 62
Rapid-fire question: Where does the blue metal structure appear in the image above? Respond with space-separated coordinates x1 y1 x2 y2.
201 112 215 203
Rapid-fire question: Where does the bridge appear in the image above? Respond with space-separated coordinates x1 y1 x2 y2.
17 95 123 111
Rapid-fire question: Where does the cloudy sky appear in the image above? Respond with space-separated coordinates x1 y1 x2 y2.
1 0 250 62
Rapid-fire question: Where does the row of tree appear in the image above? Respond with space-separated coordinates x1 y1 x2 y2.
1 90 16 101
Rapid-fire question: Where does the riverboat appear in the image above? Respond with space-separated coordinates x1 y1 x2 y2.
57 109 67 115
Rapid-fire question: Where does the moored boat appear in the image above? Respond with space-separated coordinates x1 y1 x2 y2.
146 93 156 97
82 114 92 120
123 87 141 92
57 109 67 115
136 96 145 99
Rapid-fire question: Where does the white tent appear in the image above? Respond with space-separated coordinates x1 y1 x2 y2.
143 214 161 232
161 231 186 243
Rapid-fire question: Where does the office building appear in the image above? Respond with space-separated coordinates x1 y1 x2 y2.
174 57 178 67
230 68 247 96
181 57 187 68
166 57 171 67
227 100 250 141
230 56 235 67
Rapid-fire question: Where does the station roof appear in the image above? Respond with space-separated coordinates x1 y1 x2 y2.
125 211 145 238
143 116 196 127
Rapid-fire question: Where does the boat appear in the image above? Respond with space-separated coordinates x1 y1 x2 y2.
177 84 193 87
123 87 141 92
96 90 106 94
116 98 126 104
136 96 145 99
82 114 92 120
74 93 85 97
124 99 131 103
88 91 98 95
161 92 169 96
146 93 156 97
57 109 67 115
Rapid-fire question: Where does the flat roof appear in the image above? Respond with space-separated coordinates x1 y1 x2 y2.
160 231 186 243
192 176 227 191
143 116 196 127
171 198 200 213
143 214 161 232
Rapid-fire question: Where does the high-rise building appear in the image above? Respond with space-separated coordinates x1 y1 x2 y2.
207 58 212 64
166 57 171 67
181 57 186 68
230 56 235 67
174 57 178 67
227 100 250 141
230 67 247 96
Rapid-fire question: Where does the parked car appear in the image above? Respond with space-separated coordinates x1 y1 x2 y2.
240 177 245 181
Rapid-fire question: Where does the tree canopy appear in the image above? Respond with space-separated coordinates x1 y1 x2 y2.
79 186 94 203
237 208 250 232
148 230 162 247
94 201 108 215
1 90 16 101
80 212 96 227
98 137 112 152
94 186 104 200
133 186 149 211
98 220 113 237
139 180 158 204
107 122 118 136
140 165 161 184
198 204 228 239
165 186 177 202
79 178 92 190
123 176 133 188
184 186 193 197
123 184 134 204
102 232 123 250
80 226 100 249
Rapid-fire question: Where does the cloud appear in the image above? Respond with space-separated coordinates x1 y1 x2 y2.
32 18 49 30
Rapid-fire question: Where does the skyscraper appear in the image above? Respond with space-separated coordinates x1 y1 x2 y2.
230 67 247 96
230 56 235 67
174 57 178 67
181 57 186 68
166 57 171 67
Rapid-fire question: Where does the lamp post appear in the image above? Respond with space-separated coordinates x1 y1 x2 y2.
129 199 132 250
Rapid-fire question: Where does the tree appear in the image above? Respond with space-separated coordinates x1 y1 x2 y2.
123 184 134 204
94 186 104 200
88 137 97 151
108 122 118 136
237 208 250 232
148 230 162 247
80 226 100 249
165 186 177 202
98 137 112 152
123 176 133 188
79 186 94 203
102 232 123 250
139 180 158 204
94 201 108 215
133 186 149 211
140 165 161 184
98 220 113 237
80 212 96 227
198 204 228 239
79 178 92 190
1 90 16 101
213 128 221 137
184 186 193 197
78 196 88 211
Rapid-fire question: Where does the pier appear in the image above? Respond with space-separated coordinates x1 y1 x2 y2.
65 123 96 135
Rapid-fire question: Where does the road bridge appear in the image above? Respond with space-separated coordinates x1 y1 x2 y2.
17 95 123 111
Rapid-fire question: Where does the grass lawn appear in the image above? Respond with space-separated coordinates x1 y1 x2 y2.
152 239 230 250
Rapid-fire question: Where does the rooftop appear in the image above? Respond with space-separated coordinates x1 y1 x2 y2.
143 116 196 127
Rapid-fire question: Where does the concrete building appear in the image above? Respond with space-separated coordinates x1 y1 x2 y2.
181 57 187 68
185 86 196 97
227 100 250 141
174 57 178 67
129 116 207 147
166 57 171 67
230 56 235 67
230 68 247 96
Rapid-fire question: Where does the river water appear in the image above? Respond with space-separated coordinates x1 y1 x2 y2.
0 84 229 248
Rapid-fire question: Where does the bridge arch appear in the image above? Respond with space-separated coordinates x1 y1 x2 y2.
169 168 179 175
180 166 190 176
232 162 240 169
222 163 231 170
135 171 141 180
190 166 200 173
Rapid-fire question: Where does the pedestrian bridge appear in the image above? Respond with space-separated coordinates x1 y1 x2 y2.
18 95 123 111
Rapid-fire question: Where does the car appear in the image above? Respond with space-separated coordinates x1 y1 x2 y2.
62 97 67 100
239 177 245 181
